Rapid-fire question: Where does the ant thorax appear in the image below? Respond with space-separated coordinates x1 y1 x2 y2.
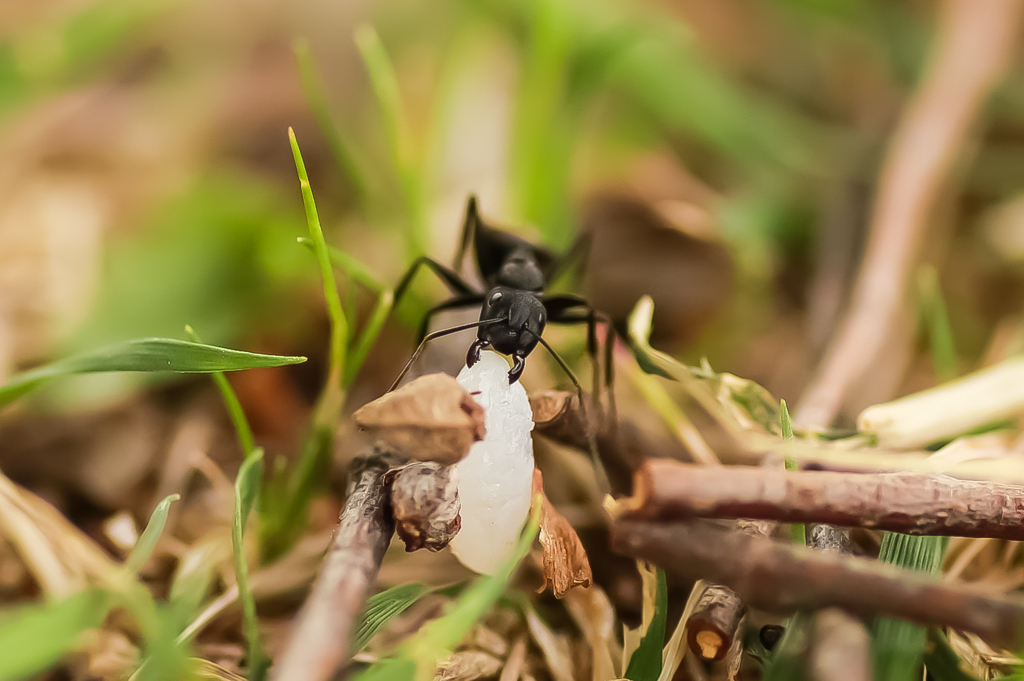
494 246 545 291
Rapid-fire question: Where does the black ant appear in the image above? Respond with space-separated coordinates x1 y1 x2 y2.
387 196 614 406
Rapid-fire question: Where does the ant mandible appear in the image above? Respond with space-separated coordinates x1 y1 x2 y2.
387 196 614 400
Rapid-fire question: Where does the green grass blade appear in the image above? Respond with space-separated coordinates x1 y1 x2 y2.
762 612 811 681
780 399 805 545
346 289 394 386
126 494 180 574
509 0 573 242
296 237 384 292
289 127 348 404
186 326 256 458
626 296 675 380
167 541 220 626
872 533 947 681
355 583 431 651
624 568 668 681
780 398 794 441
0 339 306 407
267 129 350 559
293 38 369 203
354 499 542 681
233 450 267 681
0 589 109 681
923 628 978 681
262 424 333 560
354 24 426 256
918 266 959 382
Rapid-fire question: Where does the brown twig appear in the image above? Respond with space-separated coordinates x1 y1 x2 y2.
619 458 1024 540
796 0 1023 430
385 461 460 552
530 390 685 495
610 519 1024 647
687 583 745 661
685 518 772 661
270 448 397 681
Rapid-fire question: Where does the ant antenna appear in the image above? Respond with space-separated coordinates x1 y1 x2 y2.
524 330 612 494
388 318 503 393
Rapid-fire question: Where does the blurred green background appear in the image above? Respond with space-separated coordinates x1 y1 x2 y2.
1 0 1021 414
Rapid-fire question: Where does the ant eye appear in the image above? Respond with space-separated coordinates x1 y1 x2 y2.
489 291 503 304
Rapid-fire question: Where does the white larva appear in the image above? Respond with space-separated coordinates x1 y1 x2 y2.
448 350 535 574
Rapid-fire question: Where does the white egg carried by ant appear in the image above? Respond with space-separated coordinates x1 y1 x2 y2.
448 350 535 574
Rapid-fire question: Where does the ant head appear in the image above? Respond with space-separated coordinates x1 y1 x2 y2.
477 286 546 362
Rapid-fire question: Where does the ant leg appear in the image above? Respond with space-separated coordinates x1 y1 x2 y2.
453 196 480 275
545 231 592 286
523 329 611 493
541 294 609 406
416 294 486 343
603 318 618 424
394 256 479 308
388 317 503 393
542 299 621 429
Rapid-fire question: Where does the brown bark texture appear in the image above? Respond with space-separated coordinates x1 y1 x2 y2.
685 518 772 661
530 390 685 495
270 449 396 681
385 461 461 551
624 458 1024 540
611 518 1024 648
687 583 744 661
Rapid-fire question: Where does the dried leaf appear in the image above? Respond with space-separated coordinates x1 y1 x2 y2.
435 651 503 681
354 374 485 464
532 470 592 599
525 607 575 681
464 626 509 658
563 584 620 681
529 391 573 425
946 629 1020 680
385 463 461 552
498 637 527 681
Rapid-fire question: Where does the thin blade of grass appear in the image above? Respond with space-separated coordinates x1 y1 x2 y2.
0 589 109 681
167 540 221 626
918 265 959 383
872 533 947 681
412 498 541 655
0 339 306 407
233 450 267 681
266 129 350 559
355 583 431 651
346 289 394 386
262 424 333 560
289 128 348 401
624 566 667 681
354 24 426 256
296 237 385 292
186 326 256 458
126 494 180 574
762 612 811 681
923 629 979 681
293 38 369 204
780 399 805 545
356 498 542 681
